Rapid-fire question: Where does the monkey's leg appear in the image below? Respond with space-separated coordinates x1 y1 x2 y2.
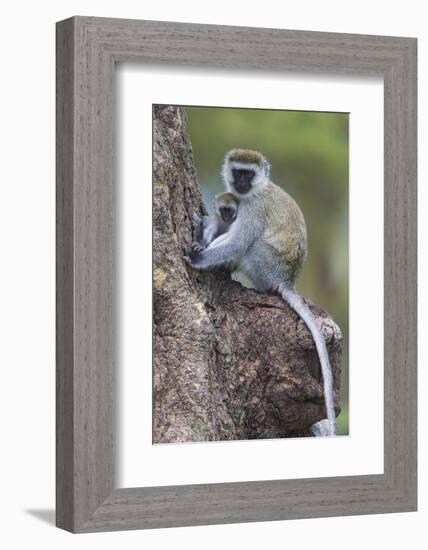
192 214 205 245
191 214 211 253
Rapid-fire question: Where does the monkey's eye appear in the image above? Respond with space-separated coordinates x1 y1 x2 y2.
219 206 236 223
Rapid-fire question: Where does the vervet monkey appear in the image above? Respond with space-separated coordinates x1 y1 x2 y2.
191 192 239 252
186 149 338 436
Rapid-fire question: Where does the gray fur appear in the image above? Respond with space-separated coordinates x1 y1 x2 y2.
188 149 338 437
310 419 331 437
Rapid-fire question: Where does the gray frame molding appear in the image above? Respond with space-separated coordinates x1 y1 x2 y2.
56 16 417 533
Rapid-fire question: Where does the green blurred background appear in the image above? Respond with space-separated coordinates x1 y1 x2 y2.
186 106 349 435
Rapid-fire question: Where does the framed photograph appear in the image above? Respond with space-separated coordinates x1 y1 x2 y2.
56 16 417 532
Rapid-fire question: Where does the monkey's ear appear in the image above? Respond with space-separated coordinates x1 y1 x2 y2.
263 160 271 177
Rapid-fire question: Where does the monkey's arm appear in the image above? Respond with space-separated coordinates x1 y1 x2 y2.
201 222 220 248
192 214 229 251
186 225 253 270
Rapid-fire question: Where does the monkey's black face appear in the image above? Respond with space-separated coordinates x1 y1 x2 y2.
232 168 255 195
219 205 237 223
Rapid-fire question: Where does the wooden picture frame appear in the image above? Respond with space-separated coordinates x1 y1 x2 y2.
56 16 417 533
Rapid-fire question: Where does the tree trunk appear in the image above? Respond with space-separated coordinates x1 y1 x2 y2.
153 105 342 443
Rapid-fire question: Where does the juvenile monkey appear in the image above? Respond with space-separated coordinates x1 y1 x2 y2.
191 192 239 252
187 149 338 436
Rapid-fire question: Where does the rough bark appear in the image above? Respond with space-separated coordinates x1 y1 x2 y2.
153 105 342 443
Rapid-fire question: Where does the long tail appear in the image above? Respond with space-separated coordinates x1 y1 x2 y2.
279 283 337 436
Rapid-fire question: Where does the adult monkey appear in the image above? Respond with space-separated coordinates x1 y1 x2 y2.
186 149 338 436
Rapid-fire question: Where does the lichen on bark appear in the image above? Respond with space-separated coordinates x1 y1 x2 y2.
152 105 342 443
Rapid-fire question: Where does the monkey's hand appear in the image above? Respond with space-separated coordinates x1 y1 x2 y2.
183 248 205 270
184 235 237 271
191 242 205 254
182 239 204 267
